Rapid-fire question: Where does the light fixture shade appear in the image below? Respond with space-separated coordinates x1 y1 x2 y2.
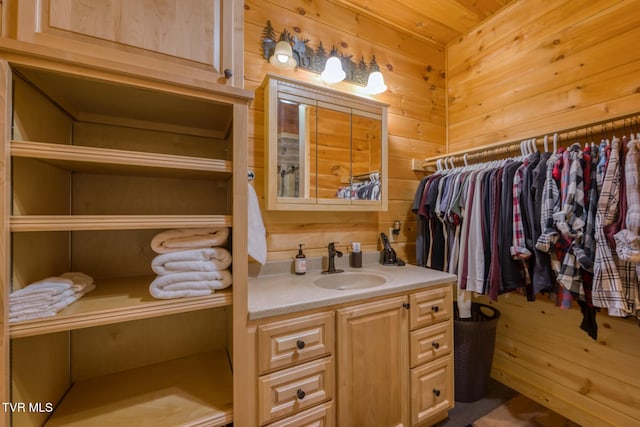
321 56 346 83
269 41 297 70
365 70 387 94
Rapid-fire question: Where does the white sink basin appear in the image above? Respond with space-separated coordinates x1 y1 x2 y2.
313 272 387 290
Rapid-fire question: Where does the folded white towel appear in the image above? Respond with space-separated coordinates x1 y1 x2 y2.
149 270 232 299
151 248 232 275
8 274 96 323
248 183 267 264
9 277 73 300
151 228 229 254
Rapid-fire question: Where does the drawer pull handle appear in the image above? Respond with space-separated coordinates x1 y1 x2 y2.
432 342 440 349
402 302 410 309
432 306 440 313
297 389 306 400
433 389 441 397
296 340 306 350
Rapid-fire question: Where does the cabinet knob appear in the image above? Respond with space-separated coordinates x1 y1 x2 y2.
296 340 306 350
432 342 440 349
433 389 441 397
223 68 233 79
402 302 410 310
432 305 440 313
296 388 306 400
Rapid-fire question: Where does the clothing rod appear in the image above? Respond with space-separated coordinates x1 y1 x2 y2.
416 112 640 172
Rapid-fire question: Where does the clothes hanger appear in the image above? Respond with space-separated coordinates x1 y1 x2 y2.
553 133 558 154
543 135 549 153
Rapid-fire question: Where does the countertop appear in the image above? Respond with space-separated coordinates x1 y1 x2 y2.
248 253 457 320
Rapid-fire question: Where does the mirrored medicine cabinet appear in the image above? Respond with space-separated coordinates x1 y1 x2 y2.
263 74 388 211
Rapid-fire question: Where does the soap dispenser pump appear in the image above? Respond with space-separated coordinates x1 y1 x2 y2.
295 244 307 275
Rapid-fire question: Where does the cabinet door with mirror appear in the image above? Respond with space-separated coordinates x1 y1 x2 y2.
264 74 388 211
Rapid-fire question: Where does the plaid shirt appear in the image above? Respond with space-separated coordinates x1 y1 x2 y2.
557 146 587 297
511 161 532 259
592 137 635 316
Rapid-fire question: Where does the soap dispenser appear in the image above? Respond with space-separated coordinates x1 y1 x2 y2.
294 244 307 275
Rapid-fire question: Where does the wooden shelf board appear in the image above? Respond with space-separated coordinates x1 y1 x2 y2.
10 215 232 231
10 276 232 338
12 140 232 178
45 351 233 427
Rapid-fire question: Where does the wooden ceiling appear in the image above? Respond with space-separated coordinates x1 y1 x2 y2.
333 0 516 46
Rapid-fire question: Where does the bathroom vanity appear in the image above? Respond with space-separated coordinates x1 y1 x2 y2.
247 256 456 426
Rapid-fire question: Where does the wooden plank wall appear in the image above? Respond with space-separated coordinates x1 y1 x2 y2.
448 1 640 426
244 0 446 263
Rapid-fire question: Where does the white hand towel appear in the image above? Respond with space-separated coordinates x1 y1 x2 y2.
151 228 229 254
10 288 76 313
151 248 232 275
248 183 267 264
149 270 232 299
9 277 72 300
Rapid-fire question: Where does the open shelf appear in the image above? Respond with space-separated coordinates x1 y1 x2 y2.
11 140 232 178
10 215 232 231
45 351 233 427
10 276 232 338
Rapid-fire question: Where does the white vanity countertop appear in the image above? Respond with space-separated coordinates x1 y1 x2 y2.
247 254 456 320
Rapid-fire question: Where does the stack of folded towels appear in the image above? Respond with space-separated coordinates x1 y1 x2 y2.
9 272 96 323
149 227 232 299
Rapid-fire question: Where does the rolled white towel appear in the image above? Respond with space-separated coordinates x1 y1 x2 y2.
151 248 232 275
149 270 232 299
151 228 229 254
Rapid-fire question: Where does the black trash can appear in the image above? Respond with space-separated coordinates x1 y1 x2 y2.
453 302 500 402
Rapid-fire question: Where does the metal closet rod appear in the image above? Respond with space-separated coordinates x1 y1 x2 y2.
419 112 640 171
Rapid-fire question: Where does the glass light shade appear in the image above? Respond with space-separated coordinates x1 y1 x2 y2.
320 57 346 83
269 41 297 70
365 70 387 94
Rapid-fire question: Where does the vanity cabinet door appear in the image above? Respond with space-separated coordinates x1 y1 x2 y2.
6 0 243 87
336 295 410 426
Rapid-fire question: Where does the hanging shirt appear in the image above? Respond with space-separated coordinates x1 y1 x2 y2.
592 137 634 316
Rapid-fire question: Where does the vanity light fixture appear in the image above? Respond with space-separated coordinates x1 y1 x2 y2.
269 40 297 70
365 65 387 94
321 56 346 84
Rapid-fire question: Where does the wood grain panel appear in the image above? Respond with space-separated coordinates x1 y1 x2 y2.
447 0 640 151
245 0 445 262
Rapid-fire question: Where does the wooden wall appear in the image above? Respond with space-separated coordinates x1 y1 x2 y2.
244 0 446 262
448 1 640 426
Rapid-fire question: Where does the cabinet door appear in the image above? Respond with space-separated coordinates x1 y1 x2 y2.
7 0 242 87
411 356 453 426
337 296 410 427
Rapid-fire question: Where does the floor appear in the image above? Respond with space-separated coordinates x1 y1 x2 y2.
434 379 581 427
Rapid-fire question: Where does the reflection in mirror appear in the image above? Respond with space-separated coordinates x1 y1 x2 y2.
264 74 388 211
276 98 316 199
316 106 351 200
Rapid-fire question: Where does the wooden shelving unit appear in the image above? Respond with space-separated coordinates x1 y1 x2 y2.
9 277 232 338
45 351 233 427
11 215 232 231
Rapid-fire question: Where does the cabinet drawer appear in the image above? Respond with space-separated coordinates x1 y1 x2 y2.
410 356 454 426
410 285 452 330
258 311 334 374
410 322 452 368
258 356 334 425
266 401 335 427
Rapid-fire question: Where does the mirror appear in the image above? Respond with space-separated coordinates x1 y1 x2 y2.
264 74 388 211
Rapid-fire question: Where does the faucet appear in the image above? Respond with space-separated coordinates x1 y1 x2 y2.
322 242 344 274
